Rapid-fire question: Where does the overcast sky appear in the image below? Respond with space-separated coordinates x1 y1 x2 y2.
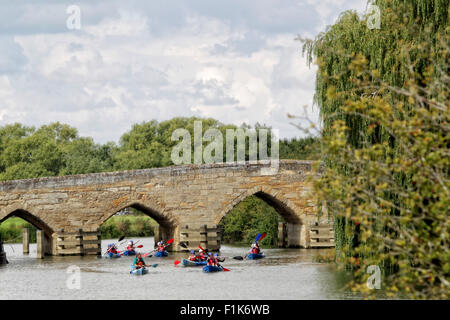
0 0 367 143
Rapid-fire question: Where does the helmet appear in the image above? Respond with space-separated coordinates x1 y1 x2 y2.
199 249 203 253
208 252 212 256
251 243 256 248
214 253 218 257
190 250 195 254
128 241 133 245
108 244 112 248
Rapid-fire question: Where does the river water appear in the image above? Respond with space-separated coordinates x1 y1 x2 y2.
0 237 362 300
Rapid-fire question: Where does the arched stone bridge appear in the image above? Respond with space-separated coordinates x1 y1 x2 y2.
0 160 326 255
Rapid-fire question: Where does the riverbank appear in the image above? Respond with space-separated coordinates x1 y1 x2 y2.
0 215 158 243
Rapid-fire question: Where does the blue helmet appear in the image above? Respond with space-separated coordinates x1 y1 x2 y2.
214 253 218 257
190 250 195 254
208 252 212 256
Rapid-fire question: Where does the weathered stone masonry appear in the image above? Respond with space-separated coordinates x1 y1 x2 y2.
0 160 326 255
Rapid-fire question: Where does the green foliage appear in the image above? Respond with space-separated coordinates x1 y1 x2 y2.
219 196 281 247
280 137 321 160
302 0 449 299
0 217 37 243
100 214 158 239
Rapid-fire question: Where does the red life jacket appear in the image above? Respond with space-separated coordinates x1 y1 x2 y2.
189 255 196 261
158 245 165 252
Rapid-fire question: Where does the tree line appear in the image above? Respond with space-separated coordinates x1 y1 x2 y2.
0 117 320 181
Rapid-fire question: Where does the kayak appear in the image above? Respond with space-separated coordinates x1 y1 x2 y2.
106 252 121 259
203 265 224 273
182 259 207 267
247 253 265 260
154 251 169 257
130 266 148 275
122 250 136 256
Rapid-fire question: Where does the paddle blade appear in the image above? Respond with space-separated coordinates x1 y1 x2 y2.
137 245 143 248
259 233 267 241
223 268 230 272
233 256 244 261
166 238 174 245
118 236 125 242
152 264 158 268
179 242 188 249
174 260 181 266
255 233 262 242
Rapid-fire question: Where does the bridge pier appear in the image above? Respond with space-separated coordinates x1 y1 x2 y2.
36 230 44 259
22 228 30 255
0 234 7 264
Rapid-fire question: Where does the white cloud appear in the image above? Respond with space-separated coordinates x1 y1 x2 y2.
0 0 367 143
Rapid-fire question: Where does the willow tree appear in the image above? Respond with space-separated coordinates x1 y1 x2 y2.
301 0 449 298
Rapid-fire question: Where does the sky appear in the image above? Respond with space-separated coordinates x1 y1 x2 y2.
0 0 367 143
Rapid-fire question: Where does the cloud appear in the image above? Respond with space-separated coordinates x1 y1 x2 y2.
0 0 368 143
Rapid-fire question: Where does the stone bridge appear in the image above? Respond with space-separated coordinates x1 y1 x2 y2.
0 160 325 255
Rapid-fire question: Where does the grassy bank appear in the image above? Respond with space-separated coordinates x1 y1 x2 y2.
0 217 37 243
100 214 157 239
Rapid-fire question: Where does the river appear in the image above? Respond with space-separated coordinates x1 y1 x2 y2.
0 237 362 300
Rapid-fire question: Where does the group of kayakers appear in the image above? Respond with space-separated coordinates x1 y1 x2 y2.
107 233 266 274
187 249 222 267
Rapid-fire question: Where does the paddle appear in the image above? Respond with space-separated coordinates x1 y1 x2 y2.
233 232 266 260
199 245 229 271
98 236 125 258
144 238 174 258
120 245 144 255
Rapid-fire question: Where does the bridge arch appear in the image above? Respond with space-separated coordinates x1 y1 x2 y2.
214 186 304 225
98 201 179 246
0 209 55 239
214 186 307 247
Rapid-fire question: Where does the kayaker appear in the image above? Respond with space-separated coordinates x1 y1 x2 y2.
133 253 148 269
206 253 214 266
197 249 206 261
107 243 118 254
251 242 261 254
188 250 197 261
213 253 221 267
126 240 136 253
157 241 166 252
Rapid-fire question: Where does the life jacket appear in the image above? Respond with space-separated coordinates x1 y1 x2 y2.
198 253 206 260
207 257 214 266
158 245 165 252
252 247 260 254
189 254 196 261
127 245 134 251
136 258 144 266
108 247 117 254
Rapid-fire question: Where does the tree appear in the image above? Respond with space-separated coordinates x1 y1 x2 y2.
301 0 449 298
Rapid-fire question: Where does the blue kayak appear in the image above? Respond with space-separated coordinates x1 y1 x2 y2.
248 253 265 260
182 259 207 267
130 266 148 275
203 265 224 273
122 250 136 256
106 252 121 259
154 251 169 257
